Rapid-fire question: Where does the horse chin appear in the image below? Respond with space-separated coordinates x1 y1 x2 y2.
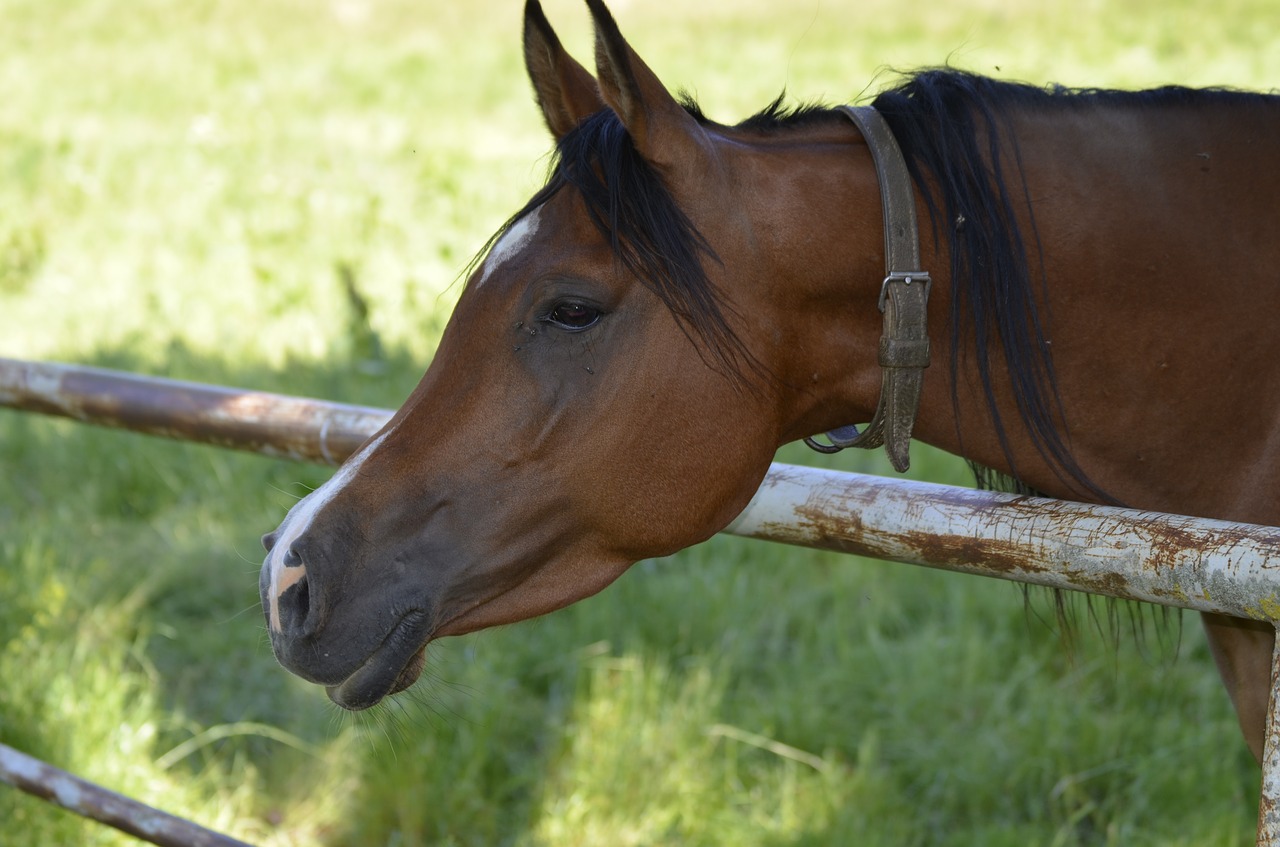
325 643 428 711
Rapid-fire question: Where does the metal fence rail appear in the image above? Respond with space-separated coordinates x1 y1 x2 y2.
0 742 252 847
4 355 1280 845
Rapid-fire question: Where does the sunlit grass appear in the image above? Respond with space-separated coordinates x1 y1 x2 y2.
1 0 1275 843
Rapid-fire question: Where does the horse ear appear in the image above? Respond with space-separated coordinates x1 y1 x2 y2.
585 0 710 170
524 0 605 139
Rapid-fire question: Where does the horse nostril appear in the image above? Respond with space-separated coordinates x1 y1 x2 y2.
261 531 279 553
283 546 302 567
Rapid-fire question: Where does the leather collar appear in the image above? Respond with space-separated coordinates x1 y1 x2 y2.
804 105 932 472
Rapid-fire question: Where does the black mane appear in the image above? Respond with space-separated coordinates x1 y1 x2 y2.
689 91 843 133
875 71 1092 497
871 71 1272 498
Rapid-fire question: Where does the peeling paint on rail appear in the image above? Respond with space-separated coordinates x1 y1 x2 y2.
725 462 1280 621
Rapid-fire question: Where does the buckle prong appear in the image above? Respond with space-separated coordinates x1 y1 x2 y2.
878 271 932 313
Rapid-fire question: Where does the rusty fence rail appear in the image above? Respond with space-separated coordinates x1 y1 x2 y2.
4 355 1280 845
6 357 1280 618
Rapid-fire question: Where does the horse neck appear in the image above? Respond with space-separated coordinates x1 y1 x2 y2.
777 95 1280 509
735 123 958 453
738 116 1049 489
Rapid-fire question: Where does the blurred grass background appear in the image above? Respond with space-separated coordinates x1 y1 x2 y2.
1 0 1277 844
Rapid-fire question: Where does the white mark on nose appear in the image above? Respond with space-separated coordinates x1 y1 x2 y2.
266 431 390 632
268 560 307 636
474 208 542 290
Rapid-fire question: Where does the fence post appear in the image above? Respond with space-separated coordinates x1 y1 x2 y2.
1260 632 1280 846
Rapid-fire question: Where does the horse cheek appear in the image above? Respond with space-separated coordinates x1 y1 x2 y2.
593 383 774 559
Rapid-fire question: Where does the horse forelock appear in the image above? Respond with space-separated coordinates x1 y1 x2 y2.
469 108 765 389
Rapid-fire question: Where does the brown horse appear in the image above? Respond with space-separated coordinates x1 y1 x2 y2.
260 0 1280 762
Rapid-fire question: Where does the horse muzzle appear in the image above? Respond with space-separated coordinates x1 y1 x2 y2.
258 537 435 710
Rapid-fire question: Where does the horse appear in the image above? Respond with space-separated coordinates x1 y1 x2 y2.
259 0 1280 767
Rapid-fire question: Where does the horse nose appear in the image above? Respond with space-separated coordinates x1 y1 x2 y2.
269 546 312 635
262 530 279 552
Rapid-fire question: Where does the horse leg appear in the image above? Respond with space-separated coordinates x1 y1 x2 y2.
1201 612 1276 764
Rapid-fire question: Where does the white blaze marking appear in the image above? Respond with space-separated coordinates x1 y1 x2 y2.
267 431 389 632
475 208 541 289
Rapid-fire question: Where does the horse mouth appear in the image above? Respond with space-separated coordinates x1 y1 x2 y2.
324 625 429 711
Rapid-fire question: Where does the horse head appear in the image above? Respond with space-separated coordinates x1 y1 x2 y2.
259 0 886 709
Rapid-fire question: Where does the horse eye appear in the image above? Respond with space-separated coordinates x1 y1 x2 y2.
546 302 601 331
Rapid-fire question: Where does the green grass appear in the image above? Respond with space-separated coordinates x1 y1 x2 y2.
1 0 1276 844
